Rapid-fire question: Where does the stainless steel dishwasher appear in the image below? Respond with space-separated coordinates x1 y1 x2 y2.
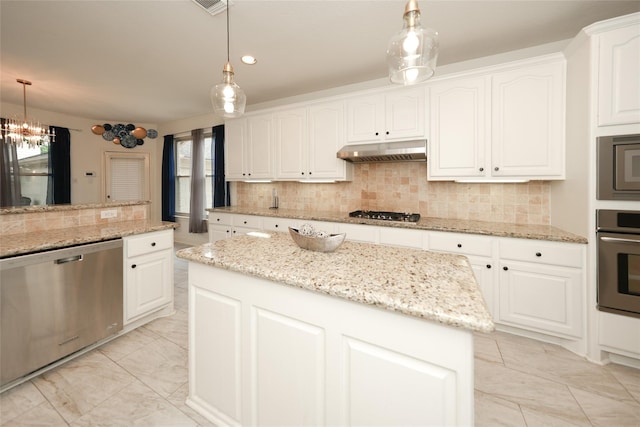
0 239 123 388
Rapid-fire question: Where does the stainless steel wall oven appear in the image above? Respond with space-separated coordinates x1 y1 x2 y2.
597 209 640 319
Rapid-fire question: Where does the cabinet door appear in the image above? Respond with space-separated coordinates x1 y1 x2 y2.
225 118 247 180
498 261 582 338
598 24 640 126
308 101 350 179
428 76 488 179
385 87 425 141
246 114 274 179
491 60 565 178
346 94 384 143
275 108 308 179
125 249 173 323
209 224 232 243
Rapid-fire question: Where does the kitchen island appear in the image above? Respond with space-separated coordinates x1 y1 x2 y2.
177 231 494 426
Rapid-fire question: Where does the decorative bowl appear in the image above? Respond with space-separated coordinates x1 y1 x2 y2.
288 227 346 253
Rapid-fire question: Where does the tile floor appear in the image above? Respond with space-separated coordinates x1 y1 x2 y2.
1 243 639 426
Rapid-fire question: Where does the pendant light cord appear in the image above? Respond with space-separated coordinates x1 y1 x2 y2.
226 1 230 63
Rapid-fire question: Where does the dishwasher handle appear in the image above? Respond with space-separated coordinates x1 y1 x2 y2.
55 255 83 264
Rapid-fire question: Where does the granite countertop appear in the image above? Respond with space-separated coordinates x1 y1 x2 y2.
177 232 495 333
207 206 587 244
0 220 177 258
0 200 149 215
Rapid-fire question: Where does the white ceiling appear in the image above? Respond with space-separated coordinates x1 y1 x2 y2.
1 0 639 125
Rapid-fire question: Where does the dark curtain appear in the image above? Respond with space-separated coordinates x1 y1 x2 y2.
0 118 22 207
212 124 230 207
162 134 176 222
47 126 71 205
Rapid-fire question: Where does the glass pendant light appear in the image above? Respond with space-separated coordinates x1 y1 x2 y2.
386 0 439 85
211 1 246 118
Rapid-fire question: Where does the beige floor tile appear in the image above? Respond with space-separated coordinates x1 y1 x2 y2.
174 286 189 313
117 337 188 398
167 382 217 427
32 351 136 424
570 385 640 427
0 381 46 425
475 358 591 425
606 363 640 404
520 405 591 427
474 332 504 364
143 309 189 350
98 326 160 362
69 379 196 427
474 390 526 426
1 401 67 427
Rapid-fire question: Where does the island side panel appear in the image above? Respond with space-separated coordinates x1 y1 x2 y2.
187 261 474 426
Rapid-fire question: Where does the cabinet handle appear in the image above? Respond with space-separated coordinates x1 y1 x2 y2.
457 243 462 248
535 252 542 257
486 264 492 269
248 173 252 176
233 230 236 234
131 264 137 269
503 266 508 271
479 167 484 172
243 221 247 224
151 242 156 247
275 224 279 228
217 218 220 222
375 132 379 136
309 171 312 175
226 230 230 233
242 173 246 176
301 172 305 175
494 167 500 171
386 131 389 135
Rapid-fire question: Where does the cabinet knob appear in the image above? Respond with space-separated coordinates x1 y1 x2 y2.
479 167 484 172
275 224 279 228
242 173 246 176
151 242 156 247
248 173 252 176
457 243 462 248
375 132 379 136
535 252 542 257
243 220 247 224
226 230 230 233
486 264 492 269
386 131 389 135
503 266 508 271
309 172 312 175
233 230 236 234
494 167 500 171
301 172 305 175
217 218 220 222
131 264 137 269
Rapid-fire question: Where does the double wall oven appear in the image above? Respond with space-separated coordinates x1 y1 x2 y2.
597 210 640 319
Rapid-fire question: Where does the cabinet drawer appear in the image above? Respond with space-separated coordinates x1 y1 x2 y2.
233 215 263 230
498 239 583 268
262 217 296 232
428 232 493 257
208 212 233 226
379 227 425 249
126 230 173 258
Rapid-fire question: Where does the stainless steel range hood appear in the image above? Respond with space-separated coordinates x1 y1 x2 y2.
336 140 427 163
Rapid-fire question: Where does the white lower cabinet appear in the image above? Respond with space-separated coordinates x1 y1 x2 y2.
336 223 379 243
123 230 174 324
497 239 584 338
188 263 474 426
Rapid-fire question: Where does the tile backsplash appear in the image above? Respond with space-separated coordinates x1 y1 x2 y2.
234 162 550 225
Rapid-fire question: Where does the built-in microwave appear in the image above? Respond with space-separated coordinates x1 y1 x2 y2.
597 134 640 201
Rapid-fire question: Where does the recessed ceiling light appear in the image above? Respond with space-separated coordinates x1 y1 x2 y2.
241 55 257 65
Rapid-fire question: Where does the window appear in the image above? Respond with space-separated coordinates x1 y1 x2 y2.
104 152 150 202
175 133 213 214
16 143 50 206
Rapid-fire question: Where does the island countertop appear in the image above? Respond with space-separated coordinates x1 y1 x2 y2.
177 232 495 333
207 206 587 244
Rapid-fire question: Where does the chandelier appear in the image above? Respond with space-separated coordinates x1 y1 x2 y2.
1 79 55 147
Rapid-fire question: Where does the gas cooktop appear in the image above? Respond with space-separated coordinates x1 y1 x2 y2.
349 210 421 223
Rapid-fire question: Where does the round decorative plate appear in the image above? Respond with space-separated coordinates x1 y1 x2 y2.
121 134 138 148
146 129 158 139
102 130 115 141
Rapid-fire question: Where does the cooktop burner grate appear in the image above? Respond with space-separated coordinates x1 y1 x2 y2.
349 210 421 223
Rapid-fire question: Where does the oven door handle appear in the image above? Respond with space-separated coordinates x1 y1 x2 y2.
599 236 640 244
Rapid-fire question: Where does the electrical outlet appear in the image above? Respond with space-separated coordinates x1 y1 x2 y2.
100 209 117 219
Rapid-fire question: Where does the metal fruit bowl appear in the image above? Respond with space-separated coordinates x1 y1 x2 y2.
288 227 346 253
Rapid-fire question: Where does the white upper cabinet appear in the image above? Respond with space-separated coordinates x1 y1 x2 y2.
274 107 308 179
491 60 565 178
274 101 353 181
346 87 425 143
427 55 566 181
307 101 353 180
226 114 274 181
428 75 489 179
597 22 640 126
224 118 246 180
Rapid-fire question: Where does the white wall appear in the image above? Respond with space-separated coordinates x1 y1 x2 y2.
1 102 160 217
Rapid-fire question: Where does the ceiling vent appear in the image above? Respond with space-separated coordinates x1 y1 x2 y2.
191 0 230 16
